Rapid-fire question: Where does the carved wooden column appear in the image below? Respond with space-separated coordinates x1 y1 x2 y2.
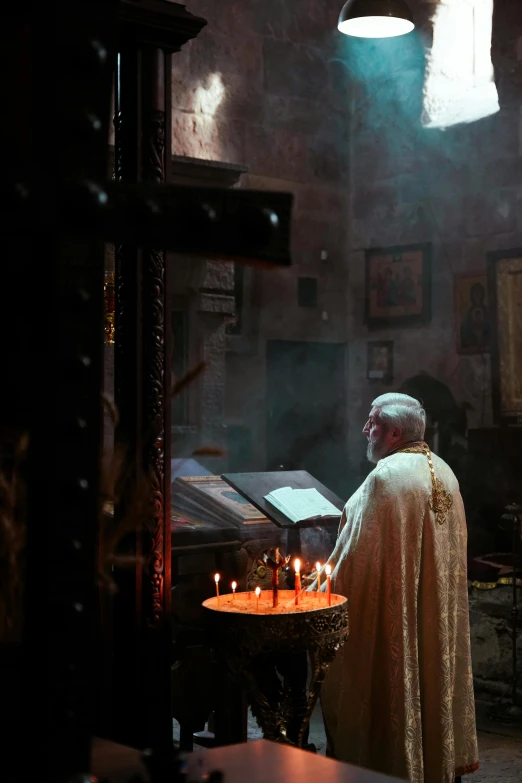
113 0 206 750
112 33 143 749
141 46 169 633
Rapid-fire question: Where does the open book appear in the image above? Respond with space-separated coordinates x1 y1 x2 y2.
263 486 342 525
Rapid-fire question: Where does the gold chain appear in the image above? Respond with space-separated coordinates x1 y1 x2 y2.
392 441 453 525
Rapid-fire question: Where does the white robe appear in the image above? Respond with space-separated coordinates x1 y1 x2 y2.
321 451 479 783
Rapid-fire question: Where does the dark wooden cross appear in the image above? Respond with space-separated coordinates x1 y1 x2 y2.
0 1 292 778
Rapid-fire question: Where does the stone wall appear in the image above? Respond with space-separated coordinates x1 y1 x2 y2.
343 0 522 471
341 0 522 702
172 0 522 702
174 1 522 484
173 0 352 473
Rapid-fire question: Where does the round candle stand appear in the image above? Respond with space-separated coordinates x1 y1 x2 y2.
202 591 349 748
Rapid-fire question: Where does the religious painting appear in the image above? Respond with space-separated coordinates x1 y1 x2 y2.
365 243 431 329
454 273 490 354
367 341 393 384
488 248 522 424
197 481 265 522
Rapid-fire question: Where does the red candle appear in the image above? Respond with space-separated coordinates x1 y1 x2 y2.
294 559 301 605
325 564 332 606
231 581 237 599
316 562 321 593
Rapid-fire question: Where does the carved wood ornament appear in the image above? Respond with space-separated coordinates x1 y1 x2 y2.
113 0 206 748
142 87 167 628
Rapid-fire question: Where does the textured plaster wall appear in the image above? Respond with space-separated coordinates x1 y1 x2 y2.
342 0 522 468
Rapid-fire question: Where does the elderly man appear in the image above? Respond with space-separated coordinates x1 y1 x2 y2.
320 393 479 783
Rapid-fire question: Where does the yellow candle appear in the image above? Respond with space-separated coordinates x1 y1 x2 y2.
316 562 321 592
232 581 237 599
294 558 301 605
325 564 332 606
214 573 220 606
255 586 261 612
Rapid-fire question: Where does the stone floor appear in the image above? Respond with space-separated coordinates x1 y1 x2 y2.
177 699 522 781
469 701 522 782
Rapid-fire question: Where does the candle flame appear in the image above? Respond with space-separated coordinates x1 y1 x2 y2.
316 562 321 572
325 564 331 576
294 558 301 574
214 573 220 583
232 581 237 590
255 586 261 597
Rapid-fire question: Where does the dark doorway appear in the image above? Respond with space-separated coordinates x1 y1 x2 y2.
266 340 347 498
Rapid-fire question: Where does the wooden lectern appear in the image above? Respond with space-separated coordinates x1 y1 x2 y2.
222 470 344 556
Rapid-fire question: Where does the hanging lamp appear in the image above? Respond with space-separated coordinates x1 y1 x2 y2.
338 0 414 38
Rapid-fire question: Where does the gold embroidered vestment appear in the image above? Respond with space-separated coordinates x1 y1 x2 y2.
321 450 479 783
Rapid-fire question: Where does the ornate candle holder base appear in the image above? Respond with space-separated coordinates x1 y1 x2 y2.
203 591 349 748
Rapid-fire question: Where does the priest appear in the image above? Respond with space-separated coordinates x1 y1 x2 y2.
319 393 479 783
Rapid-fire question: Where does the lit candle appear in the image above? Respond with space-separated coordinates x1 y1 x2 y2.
316 562 321 592
325 564 332 606
255 586 261 612
294 558 301 605
231 581 237 599
214 573 220 606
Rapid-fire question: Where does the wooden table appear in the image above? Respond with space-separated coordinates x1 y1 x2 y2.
92 738 145 782
92 737 404 783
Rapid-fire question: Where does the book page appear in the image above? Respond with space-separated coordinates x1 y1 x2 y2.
263 487 299 523
264 486 341 524
297 488 341 517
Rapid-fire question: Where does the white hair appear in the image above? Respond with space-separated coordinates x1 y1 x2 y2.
371 393 426 442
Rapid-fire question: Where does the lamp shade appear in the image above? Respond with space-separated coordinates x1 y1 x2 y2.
338 0 414 38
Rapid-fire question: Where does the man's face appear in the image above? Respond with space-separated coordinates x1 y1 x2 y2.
362 407 396 463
